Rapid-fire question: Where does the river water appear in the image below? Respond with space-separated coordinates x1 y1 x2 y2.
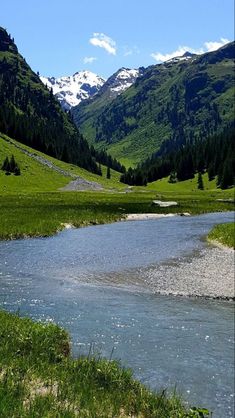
0 212 234 417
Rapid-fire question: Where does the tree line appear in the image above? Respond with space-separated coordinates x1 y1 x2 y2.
120 126 235 189
0 29 124 177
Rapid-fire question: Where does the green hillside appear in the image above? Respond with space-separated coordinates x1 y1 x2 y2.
0 27 123 175
0 132 234 240
73 42 235 166
0 133 125 193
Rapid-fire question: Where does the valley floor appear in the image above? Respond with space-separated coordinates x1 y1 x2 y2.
0 133 234 240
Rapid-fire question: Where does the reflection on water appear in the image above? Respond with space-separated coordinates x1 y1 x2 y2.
0 212 234 417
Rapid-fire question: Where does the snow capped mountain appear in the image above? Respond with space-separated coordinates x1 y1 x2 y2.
40 71 106 111
166 51 196 64
102 67 144 99
109 68 142 95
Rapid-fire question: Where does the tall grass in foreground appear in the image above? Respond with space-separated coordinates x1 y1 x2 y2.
208 222 235 248
0 310 210 417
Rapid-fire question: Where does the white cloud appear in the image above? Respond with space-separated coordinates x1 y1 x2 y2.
89 33 117 55
151 38 230 63
83 56 97 64
204 38 230 52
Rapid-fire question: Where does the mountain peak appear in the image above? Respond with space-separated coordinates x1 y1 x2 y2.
166 51 196 64
104 67 144 97
182 51 195 58
40 71 106 110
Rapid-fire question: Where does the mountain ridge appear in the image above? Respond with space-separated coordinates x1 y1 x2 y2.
41 67 143 111
72 41 235 166
40 71 106 111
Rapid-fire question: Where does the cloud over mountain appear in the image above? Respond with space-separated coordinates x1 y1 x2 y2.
151 38 230 62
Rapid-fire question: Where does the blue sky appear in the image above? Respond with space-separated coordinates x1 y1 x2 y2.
1 0 234 78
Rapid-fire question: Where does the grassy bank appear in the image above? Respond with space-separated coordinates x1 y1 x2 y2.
208 223 235 249
0 310 209 417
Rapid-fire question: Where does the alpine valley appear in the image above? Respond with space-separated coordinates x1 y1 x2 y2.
72 42 235 167
0 20 235 418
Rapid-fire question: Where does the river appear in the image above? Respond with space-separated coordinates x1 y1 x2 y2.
0 212 234 417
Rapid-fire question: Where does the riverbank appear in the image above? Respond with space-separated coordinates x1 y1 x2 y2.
208 222 234 249
143 245 234 299
0 191 234 240
0 310 208 417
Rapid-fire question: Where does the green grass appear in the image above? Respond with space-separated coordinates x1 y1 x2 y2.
0 135 69 192
0 133 234 240
208 223 235 248
0 190 234 240
0 310 210 417
0 134 126 193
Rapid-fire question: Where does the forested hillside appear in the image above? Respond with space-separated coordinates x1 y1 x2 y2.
0 27 124 175
120 125 235 189
73 42 235 166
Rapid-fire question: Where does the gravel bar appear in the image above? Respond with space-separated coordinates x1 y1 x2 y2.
143 245 235 299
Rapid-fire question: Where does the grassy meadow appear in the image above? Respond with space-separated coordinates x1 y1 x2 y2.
0 133 234 239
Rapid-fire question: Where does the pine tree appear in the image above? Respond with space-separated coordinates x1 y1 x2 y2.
220 158 234 189
106 166 111 179
1 156 10 172
197 172 204 190
9 154 16 172
61 145 69 163
98 163 102 176
14 164 21 176
208 162 216 181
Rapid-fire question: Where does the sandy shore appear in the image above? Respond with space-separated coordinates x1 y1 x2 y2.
142 245 234 299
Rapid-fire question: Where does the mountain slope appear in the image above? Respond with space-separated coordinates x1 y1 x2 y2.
73 42 235 166
98 67 144 98
40 71 106 111
0 27 100 174
72 67 144 145
120 125 235 189
0 133 126 193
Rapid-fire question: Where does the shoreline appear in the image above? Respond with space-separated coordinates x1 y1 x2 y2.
142 246 235 300
207 237 235 251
